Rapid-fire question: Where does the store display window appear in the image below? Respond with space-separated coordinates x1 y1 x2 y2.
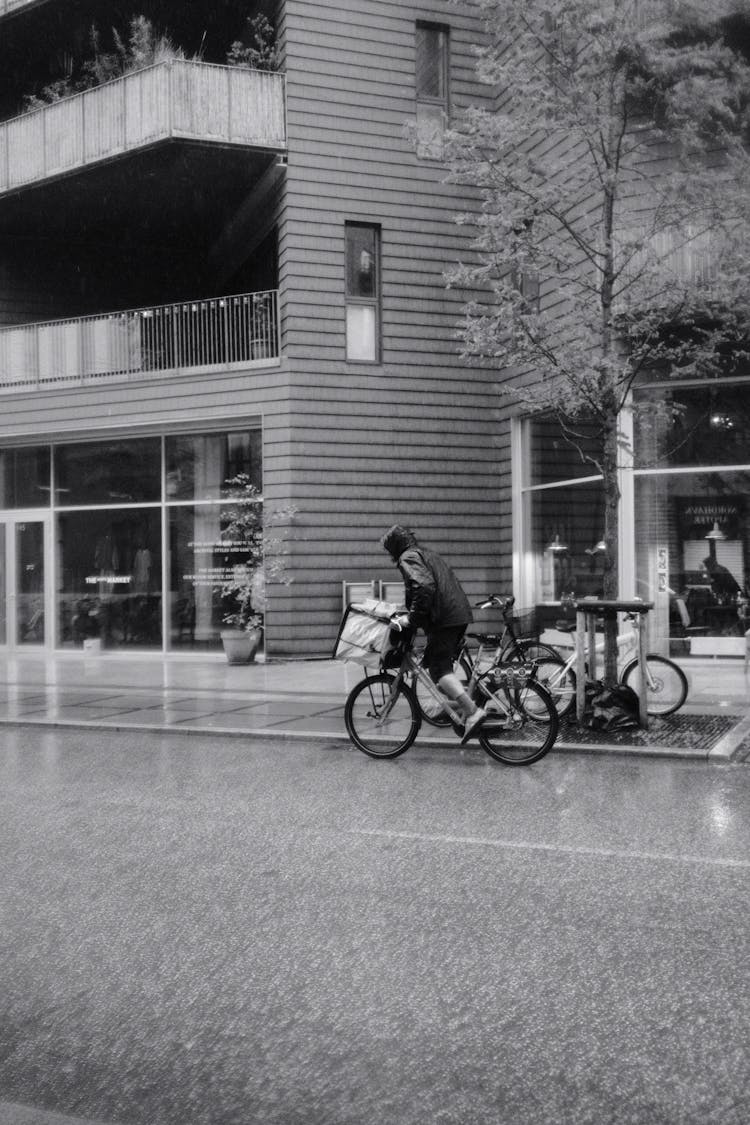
167 504 264 651
527 478 606 630
634 469 750 656
633 381 750 655
57 509 162 649
0 424 265 653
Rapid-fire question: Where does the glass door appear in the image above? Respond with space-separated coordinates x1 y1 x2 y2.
0 515 51 650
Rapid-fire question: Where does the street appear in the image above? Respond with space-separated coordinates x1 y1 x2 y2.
1 727 749 1125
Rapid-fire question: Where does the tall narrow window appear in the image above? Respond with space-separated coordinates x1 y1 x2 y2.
416 22 449 159
345 223 381 363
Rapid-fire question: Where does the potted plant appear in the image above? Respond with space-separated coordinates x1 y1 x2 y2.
216 473 295 663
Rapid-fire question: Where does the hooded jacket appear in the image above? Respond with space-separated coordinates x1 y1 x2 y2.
382 527 472 631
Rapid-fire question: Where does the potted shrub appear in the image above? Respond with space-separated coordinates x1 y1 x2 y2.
216 474 294 663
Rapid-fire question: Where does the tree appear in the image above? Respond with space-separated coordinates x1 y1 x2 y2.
447 0 750 681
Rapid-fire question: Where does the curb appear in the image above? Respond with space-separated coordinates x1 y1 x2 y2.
0 715 726 760
708 712 750 761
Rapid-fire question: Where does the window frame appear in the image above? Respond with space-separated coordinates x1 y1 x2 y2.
345 221 382 365
415 21 450 160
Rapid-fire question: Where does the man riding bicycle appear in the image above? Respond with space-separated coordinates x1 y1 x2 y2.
380 525 487 744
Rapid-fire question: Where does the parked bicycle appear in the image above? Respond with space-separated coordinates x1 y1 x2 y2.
344 616 559 765
531 609 688 718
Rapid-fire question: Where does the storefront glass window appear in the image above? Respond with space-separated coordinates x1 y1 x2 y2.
168 505 264 652
0 446 51 508
0 426 264 653
528 414 601 486
57 509 162 649
635 469 750 657
55 438 161 506
634 383 750 469
0 523 5 644
527 479 605 630
165 429 262 502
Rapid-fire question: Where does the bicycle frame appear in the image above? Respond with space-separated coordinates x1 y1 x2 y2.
545 614 640 683
407 638 545 725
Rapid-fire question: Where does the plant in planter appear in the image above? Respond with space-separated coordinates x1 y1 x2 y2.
226 14 281 72
22 16 186 111
217 473 295 663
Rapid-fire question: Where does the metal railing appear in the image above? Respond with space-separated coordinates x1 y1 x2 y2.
615 225 720 300
0 290 279 390
0 60 287 197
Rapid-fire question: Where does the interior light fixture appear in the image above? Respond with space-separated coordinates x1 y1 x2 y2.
545 534 568 552
704 521 726 541
585 539 607 555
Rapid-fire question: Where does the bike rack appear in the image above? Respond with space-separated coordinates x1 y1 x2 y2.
573 599 654 728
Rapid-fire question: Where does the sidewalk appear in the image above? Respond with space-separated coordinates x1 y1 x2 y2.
0 652 748 762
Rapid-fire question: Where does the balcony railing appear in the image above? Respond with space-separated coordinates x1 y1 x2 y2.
0 60 286 197
0 290 279 391
616 225 719 301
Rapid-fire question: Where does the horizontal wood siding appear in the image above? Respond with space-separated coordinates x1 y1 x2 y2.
274 0 510 655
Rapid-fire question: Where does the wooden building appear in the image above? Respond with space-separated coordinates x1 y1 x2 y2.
0 0 505 660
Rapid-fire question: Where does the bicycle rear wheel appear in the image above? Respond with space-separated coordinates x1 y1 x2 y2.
620 655 688 716
478 676 559 765
344 673 421 758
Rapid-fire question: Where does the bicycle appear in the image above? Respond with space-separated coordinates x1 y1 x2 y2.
412 594 570 725
531 609 688 718
344 618 559 765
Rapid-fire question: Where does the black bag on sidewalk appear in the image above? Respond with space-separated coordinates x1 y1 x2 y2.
586 682 640 731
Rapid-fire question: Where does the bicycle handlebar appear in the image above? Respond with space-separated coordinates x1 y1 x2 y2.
474 594 515 611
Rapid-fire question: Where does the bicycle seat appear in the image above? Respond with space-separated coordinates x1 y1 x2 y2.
466 631 504 645
555 621 577 633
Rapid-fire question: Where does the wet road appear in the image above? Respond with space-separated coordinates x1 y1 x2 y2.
1 727 749 1125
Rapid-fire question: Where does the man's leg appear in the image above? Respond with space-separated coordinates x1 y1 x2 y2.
436 670 478 719
425 627 487 742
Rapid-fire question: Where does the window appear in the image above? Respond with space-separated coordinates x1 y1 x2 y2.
416 22 449 159
345 223 381 363
55 437 161 506
0 425 264 653
0 446 50 508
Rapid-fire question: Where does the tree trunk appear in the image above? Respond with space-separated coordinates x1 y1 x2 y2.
601 423 620 684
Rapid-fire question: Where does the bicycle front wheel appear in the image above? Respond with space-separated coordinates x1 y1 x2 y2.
620 655 688 716
479 677 559 765
344 673 421 758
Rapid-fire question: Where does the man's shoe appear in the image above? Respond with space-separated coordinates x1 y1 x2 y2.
459 708 488 745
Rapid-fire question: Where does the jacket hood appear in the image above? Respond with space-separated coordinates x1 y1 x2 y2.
381 525 418 561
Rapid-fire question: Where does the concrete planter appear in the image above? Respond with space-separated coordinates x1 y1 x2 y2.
220 628 262 664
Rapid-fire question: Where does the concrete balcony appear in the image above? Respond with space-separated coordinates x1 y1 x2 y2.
0 0 45 16
0 289 280 392
0 60 286 199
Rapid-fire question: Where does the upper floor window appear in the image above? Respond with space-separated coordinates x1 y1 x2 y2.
345 223 381 363
415 22 449 159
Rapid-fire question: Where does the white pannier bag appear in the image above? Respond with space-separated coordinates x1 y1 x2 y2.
333 599 401 667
